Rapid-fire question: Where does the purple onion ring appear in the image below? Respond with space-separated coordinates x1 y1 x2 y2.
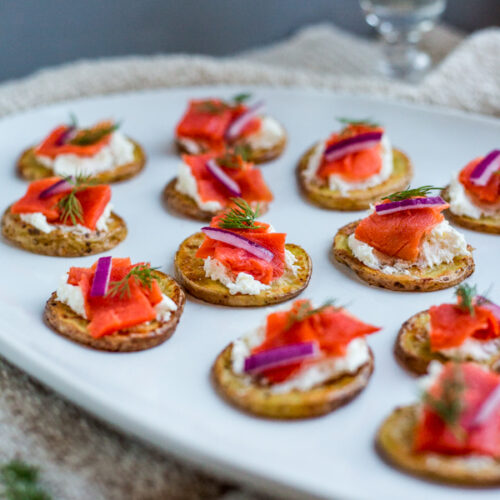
205 159 242 197
324 131 383 162
244 341 318 374
375 196 447 215
201 226 274 262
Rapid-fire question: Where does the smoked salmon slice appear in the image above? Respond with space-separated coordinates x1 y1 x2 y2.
176 99 261 150
354 205 446 262
67 259 163 338
317 124 384 181
11 178 111 230
459 158 500 205
429 303 500 350
35 121 113 158
11 177 67 221
195 214 285 284
251 300 379 383
414 363 500 457
182 153 273 206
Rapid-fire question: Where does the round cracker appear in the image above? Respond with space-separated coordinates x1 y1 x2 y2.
296 145 413 211
17 138 146 183
332 221 474 292
376 405 500 485
395 310 500 375
175 122 287 165
44 270 185 352
162 178 269 221
174 232 311 307
442 187 500 235
1 206 127 257
213 343 374 419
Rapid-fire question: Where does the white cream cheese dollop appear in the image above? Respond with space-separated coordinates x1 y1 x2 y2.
243 116 285 150
438 337 500 362
448 174 499 219
347 220 470 275
155 294 178 322
20 203 113 235
36 131 135 177
231 326 370 393
302 134 393 193
56 277 88 319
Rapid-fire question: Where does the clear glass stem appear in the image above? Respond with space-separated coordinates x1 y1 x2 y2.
380 29 431 80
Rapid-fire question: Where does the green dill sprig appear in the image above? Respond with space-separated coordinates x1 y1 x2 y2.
382 185 445 202
233 93 252 104
56 175 96 226
107 264 160 299
69 122 119 146
195 94 252 115
455 283 478 316
422 364 465 440
218 198 263 230
337 117 380 128
216 145 251 169
285 300 339 331
0 460 52 500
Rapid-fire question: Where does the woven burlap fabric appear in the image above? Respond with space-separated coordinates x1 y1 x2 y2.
0 23 499 500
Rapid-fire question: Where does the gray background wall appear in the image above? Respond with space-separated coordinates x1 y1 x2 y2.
3 0 499 83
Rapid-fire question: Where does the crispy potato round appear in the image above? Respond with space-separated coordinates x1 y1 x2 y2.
395 310 500 375
17 138 146 183
174 232 311 307
162 178 269 221
175 124 287 165
442 187 500 235
1 206 127 257
44 271 185 352
296 145 413 211
332 221 474 292
213 343 374 419
376 405 500 485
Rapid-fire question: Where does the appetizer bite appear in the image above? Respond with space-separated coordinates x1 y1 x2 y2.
213 299 379 418
297 118 413 210
175 94 286 164
174 200 311 306
333 186 474 291
377 362 500 485
18 117 146 183
163 148 273 221
2 177 126 257
396 284 500 375
442 149 500 234
44 257 185 351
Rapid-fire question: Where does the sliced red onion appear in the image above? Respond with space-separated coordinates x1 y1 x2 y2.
201 226 274 262
205 159 241 197
469 150 500 187
38 178 73 199
55 126 77 146
477 296 500 321
244 342 318 374
324 131 383 162
375 196 447 215
90 256 112 297
470 384 500 429
225 100 265 141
